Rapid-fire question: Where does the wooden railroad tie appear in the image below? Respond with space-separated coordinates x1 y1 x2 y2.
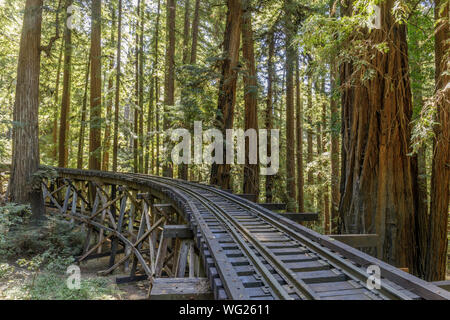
163 225 193 239
149 278 213 300
279 212 319 223
328 234 379 249
236 194 258 203
259 203 287 211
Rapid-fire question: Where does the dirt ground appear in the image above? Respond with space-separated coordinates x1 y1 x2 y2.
0 254 150 300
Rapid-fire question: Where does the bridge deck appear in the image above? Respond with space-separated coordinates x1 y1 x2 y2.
8 167 449 300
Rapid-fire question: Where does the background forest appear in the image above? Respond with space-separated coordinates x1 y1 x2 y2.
0 0 448 283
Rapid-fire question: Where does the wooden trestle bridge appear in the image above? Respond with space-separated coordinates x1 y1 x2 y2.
3 166 450 300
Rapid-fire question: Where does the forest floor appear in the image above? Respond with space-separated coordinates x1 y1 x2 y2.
0 255 149 300
0 201 150 300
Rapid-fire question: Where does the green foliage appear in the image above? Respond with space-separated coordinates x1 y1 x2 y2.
0 204 85 269
0 262 14 279
27 274 118 300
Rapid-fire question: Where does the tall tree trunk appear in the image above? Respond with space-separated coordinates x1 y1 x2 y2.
179 0 191 181
58 0 73 168
182 0 191 64
265 29 275 203
102 5 116 172
112 0 122 172
163 0 176 178
316 81 323 216
154 0 161 176
187 0 200 181
424 0 449 281
284 0 296 212
415 92 428 277
321 80 330 234
330 57 340 233
296 56 304 212
339 0 418 271
241 0 259 198
9 0 45 220
77 55 90 169
133 0 140 174
306 75 314 210
138 0 145 173
52 41 63 163
89 0 102 171
210 0 242 189
190 0 200 64
145 76 154 174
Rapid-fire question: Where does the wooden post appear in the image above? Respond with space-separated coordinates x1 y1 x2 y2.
109 193 127 267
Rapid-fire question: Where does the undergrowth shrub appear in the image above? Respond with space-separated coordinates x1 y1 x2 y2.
28 274 117 300
0 203 86 273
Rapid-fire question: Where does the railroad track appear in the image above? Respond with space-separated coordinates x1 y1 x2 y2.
129 173 448 300
11 167 450 300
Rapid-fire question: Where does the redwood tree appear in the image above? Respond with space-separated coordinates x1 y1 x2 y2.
89 0 102 171
422 0 449 281
265 29 275 202
339 0 418 271
58 0 73 168
10 0 45 220
112 0 122 172
284 0 297 212
296 56 304 212
210 0 242 189
242 0 259 198
163 0 176 178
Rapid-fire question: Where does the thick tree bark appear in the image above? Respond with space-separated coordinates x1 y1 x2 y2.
89 0 102 171
296 56 304 212
210 0 242 189
423 0 449 281
339 0 418 271
241 1 259 198
77 56 90 169
163 0 176 178
58 0 73 168
265 29 275 203
9 0 45 220
112 0 122 172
